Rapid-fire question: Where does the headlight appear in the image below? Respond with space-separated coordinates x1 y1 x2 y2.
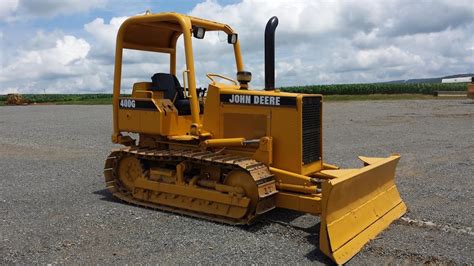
193 27 206 39
227 33 238 44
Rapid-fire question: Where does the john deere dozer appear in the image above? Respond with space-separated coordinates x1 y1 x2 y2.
104 12 406 264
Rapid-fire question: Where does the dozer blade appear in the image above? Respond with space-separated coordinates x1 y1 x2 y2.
319 154 406 264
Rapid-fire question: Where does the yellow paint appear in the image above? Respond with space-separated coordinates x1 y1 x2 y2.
319 155 406 264
276 191 322 215
108 12 407 265
112 12 245 138
202 138 245 147
468 83 474 99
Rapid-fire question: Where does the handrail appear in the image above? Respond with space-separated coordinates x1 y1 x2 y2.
206 73 238 85
182 69 190 98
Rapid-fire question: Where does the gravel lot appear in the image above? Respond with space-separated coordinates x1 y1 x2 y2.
1 99 473 264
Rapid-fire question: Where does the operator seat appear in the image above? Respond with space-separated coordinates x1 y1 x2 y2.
150 73 203 116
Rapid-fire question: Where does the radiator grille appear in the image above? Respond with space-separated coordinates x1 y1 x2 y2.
302 96 322 164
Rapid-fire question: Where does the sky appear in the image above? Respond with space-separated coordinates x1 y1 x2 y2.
0 0 473 94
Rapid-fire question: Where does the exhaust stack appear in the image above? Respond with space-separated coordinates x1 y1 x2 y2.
264 16 279 91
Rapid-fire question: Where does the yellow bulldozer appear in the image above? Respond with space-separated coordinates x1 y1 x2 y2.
6 93 29 105
104 12 406 264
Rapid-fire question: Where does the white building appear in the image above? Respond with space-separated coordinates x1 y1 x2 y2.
441 77 473 83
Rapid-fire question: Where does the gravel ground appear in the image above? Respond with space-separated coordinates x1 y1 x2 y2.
1 99 473 264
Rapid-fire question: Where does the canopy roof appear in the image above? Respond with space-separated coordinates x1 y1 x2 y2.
118 12 236 53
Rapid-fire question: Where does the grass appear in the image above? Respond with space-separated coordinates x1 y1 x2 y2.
0 91 467 106
281 82 467 95
52 97 113 105
322 94 459 101
0 94 113 106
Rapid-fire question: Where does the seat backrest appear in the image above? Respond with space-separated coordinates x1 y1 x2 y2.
151 73 184 101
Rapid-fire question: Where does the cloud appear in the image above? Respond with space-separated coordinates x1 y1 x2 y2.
0 15 168 94
1 0 473 93
84 17 125 48
0 0 19 19
378 0 473 37
336 46 423 72
0 32 100 94
84 16 128 64
3 0 106 21
187 0 474 86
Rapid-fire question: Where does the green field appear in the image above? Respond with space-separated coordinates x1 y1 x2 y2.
280 82 467 95
0 94 113 105
0 83 468 105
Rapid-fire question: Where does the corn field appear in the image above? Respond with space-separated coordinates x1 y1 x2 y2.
281 83 467 95
0 83 468 104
